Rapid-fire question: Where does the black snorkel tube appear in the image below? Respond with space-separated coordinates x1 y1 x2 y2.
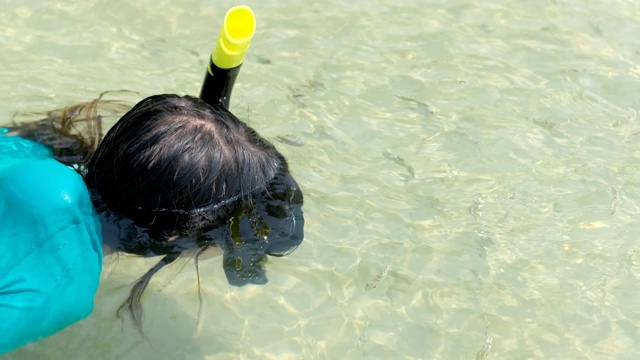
199 5 256 109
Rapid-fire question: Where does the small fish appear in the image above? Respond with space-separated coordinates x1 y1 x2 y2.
476 333 493 360
469 193 484 219
366 263 390 291
288 87 307 107
572 162 590 174
610 185 621 214
255 55 272 65
382 150 415 182
382 150 403 163
277 133 304 147
395 94 433 115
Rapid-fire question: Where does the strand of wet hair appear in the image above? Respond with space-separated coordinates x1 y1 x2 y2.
117 252 181 337
193 245 209 337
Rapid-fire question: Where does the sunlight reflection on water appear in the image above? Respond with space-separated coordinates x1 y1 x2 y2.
2 0 640 358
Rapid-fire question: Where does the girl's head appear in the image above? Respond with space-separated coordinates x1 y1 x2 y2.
24 93 304 335
86 94 284 233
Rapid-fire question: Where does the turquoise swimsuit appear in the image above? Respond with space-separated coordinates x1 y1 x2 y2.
0 134 103 354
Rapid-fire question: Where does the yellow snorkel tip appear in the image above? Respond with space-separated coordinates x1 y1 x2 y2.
200 5 256 109
212 5 256 70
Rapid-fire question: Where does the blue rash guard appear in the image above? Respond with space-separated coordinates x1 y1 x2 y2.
0 134 103 354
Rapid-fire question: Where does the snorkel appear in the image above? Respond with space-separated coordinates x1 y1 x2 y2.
199 5 256 109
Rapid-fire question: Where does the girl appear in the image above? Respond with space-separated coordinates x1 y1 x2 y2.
5 93 305 336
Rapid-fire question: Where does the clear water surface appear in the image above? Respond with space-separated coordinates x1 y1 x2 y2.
1 0 640 359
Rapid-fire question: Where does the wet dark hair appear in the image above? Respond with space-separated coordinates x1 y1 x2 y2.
6 93 304 336
86 94 283 233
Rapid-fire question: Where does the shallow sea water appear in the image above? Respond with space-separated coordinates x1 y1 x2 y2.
2 0 640 359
